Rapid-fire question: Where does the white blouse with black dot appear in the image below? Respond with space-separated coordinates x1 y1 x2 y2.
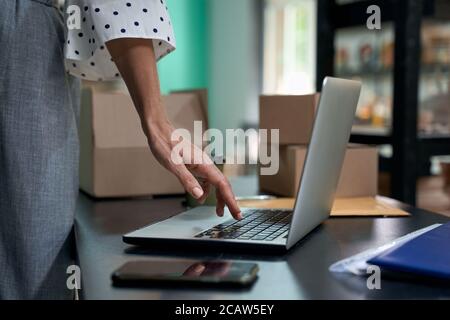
65 0 176 81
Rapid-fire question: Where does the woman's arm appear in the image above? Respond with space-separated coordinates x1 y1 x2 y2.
106 38 242 220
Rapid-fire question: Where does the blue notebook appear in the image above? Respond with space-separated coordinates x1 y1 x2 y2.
368 222 450 280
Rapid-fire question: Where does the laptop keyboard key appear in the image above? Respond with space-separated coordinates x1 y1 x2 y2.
194 209 292 241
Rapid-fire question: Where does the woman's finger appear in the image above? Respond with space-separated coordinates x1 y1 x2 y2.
215 178 242 219
195 165 241 219
170 163 204 199
215 188 225 217
197 180 210 204
183 263 206 277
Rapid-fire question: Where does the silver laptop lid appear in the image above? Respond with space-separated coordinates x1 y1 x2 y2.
286 77 361 249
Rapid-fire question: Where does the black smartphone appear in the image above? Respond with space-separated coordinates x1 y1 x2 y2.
111 259 259 288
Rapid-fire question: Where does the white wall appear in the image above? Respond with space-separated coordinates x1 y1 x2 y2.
208 0 261 132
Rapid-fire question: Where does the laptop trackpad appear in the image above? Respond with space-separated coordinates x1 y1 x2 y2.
126 206 229 239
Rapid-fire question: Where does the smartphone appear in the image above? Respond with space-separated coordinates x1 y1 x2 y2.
111 259 259 288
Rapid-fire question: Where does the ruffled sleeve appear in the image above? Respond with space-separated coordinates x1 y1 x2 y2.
64 0 176 81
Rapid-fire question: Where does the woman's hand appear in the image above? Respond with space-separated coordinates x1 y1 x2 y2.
146 119 242 220
106 38 242 220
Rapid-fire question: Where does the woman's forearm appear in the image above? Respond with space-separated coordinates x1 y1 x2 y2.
106 38 167 135
105 37 241 219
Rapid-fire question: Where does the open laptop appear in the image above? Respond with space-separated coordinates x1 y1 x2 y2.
124 77 362 252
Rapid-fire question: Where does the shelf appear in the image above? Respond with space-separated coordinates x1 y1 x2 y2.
352 125 390 136
336 63 449 78
336 67 392 78
317 0 450 205
419 135 450 157
351 126 450 146
350 133 391 145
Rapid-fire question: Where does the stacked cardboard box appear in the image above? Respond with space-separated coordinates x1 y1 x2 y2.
79 85 208 198
259 94 378 198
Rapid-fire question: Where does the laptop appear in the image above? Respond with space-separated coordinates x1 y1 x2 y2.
124 77 362 252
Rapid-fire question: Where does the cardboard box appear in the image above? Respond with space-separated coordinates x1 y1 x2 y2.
259 144 378 198
259 94 320 144
79 86 207 198
171 89 209 128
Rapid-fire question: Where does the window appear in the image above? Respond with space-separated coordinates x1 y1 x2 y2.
263 0 316 94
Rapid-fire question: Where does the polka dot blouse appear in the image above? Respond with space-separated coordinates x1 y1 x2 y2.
64 0 176 81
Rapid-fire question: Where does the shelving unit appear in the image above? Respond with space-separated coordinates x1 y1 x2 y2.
316 0 450 205
336 63 449 79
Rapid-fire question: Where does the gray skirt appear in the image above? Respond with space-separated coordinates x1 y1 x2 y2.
0 0 80 299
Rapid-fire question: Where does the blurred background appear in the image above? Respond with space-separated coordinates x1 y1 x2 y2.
88 0 450 214
157 0 317 132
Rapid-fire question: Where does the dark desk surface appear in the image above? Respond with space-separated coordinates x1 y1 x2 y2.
75 176 450 299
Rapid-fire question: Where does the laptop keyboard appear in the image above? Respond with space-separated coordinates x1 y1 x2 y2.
194 209 292 241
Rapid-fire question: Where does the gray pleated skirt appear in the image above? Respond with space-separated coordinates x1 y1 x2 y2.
0 0 80 299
